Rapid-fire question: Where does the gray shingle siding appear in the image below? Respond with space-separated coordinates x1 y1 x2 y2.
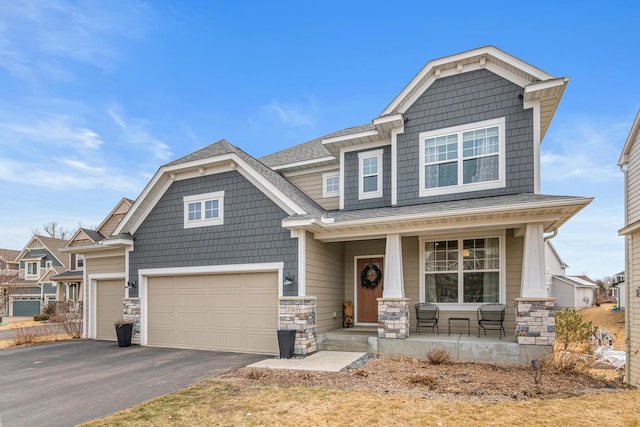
129 171 299 296
397 68 534 205
343 145 392 210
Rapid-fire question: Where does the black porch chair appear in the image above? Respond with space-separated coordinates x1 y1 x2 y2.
477 303 506 339
415 303 439 335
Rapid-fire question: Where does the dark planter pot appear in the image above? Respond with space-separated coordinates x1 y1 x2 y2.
277 329 296 359
115 323 133 347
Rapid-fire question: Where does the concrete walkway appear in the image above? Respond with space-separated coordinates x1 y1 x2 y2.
248 351 366 372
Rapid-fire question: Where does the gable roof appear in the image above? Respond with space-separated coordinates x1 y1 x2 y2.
0 248 20 263
380 45 567 141
16 235 69 270
114 139 325 236
553 275 599 288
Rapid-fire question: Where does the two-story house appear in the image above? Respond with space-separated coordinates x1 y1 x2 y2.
53 198 134 307
0 248 21 316
8 236 68 316
618 108 640 386
72 46 591 363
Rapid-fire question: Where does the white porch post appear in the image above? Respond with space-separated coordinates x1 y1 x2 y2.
383 233 405 298
521 224 547 298
378 234 409 339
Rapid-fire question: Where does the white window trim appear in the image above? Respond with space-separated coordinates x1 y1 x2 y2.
76 254 85 270
419 117 506 197
26 261 38 279
322 171 340 198
358 149 383 200
419 231 506 310
183 191 224 229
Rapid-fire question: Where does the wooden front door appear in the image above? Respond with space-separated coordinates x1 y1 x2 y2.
356 257 384 323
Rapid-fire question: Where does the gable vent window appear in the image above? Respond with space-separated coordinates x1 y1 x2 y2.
183 191 224 229
358 149 383 200
419 118 505 197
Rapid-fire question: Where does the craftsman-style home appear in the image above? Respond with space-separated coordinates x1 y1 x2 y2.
69 46 591 363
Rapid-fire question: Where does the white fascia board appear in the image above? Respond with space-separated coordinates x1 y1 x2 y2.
115 153 309 235
323 197 593 229
523 77 569 98
271 156 336 171
382 46 554 116
322 129 379 146
283 164 338 178
619 109 640 167
281 218 316 228
101 238 134 248
619 219 640 235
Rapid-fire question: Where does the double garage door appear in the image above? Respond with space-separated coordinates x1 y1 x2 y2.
146 271 278 354
12 299 41 316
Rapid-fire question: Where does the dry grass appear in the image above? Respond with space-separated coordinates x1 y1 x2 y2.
579 303 626 351
81 381 640 427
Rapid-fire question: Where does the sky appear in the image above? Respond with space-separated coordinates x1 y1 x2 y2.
0 1 638 280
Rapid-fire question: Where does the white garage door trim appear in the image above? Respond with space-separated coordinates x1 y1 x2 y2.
138 262 284 347
87 273 126 339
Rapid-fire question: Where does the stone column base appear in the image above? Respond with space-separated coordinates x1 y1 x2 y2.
122 298 141 345
279 297 317 355
515 297 555 346
378 298 410 339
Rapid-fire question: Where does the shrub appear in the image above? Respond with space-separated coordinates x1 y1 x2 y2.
54 302 83 339
408 373 438 388
425 347 453 365
43 303 57 317
555 308 595 352
13 326 38 345
33 314 49 321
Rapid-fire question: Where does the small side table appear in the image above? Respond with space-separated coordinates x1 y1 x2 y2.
448 317 470 336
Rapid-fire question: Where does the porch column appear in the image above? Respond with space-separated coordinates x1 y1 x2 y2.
383 234 404 298
378 234 409 339
521 224 547 298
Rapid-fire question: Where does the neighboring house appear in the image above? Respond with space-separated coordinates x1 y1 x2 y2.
53 198 134 306
7 236 68 316
551 275 598 309
545 240 568 290
545 241 597 309
0 248 21 315
618 108 640 386
71 46 592 362
611 270 626 309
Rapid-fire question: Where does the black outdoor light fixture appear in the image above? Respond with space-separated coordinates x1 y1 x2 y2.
283 276 294 286
125 281 137 289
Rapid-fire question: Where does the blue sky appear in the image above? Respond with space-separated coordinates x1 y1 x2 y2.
0 1 637 280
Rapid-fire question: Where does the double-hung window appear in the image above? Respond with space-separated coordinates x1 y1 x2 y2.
422 236 504 306
26 261 38 279
419 118 505 197
183 191 224 229
358 149 383 199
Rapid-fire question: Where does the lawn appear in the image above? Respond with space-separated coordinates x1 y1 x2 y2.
81 380 640 426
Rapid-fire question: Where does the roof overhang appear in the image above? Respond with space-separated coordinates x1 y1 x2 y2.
271 156 337 173
618 109 640 167
619 218 640 236
523 77 569 140
284 195 592 242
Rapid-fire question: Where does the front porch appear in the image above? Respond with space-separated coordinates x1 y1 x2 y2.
316 327 550 366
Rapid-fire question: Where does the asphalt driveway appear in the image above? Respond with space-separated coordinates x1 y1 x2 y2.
0 340 268 427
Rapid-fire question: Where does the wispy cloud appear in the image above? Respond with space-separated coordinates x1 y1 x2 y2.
108 107 173 160
0 114 103 149
541 118 625 184
265 99 316 127
0 1 151 82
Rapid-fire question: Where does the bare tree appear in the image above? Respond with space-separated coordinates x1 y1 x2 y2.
0 271 23 317
32 221 74 240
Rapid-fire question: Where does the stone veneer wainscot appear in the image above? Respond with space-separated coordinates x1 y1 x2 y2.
515 297 555 346
123 298 141 345
279 297 317 355
377 298 410 339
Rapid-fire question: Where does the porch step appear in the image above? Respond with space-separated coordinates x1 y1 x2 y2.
318 330 378 353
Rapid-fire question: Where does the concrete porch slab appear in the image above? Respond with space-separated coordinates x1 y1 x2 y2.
247 351 366 372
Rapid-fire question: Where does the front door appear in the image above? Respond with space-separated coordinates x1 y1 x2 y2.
356 257 384 323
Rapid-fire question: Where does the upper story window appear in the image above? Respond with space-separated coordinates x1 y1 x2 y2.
45 260 52 269
26 261 38 279
76 254 84 270
419 118 505 197
358 149 383 200
183 191 224 229
323 172 340 198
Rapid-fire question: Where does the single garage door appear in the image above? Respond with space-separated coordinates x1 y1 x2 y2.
147 271 278 354
13 299 41 316
96 279 125 340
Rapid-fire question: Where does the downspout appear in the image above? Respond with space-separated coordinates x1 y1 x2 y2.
543 228 558 242
621 162 631 384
